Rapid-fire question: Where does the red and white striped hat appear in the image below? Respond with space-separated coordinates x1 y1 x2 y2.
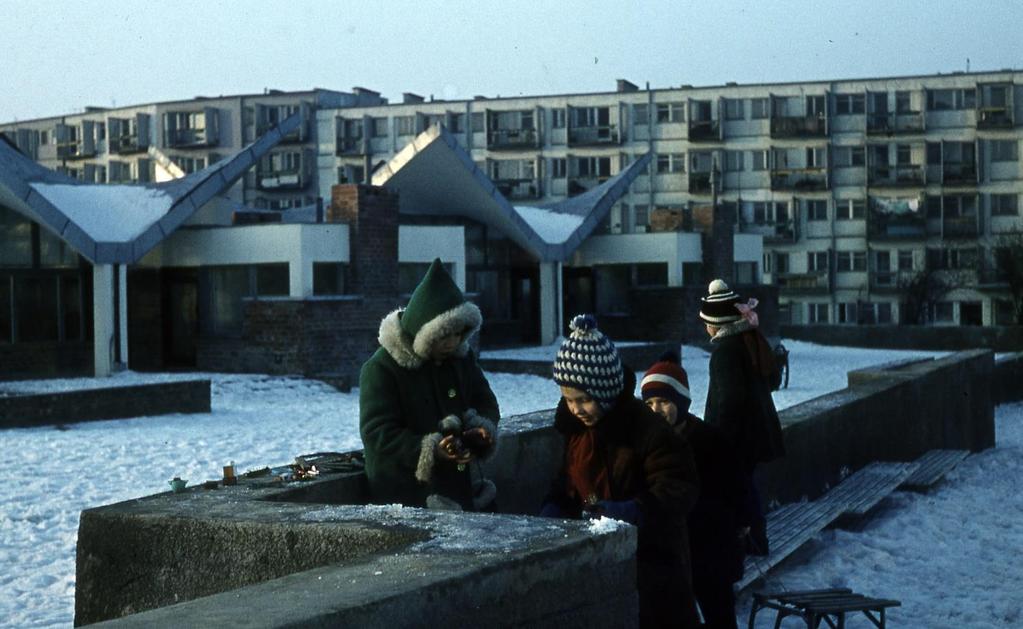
641 351 691 409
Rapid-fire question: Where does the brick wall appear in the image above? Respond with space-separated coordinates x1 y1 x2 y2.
199 184 401 387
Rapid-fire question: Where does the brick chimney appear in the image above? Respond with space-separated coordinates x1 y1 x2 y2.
703 202 736 284
328 184 399 297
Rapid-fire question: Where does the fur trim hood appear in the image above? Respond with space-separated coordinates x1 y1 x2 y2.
710 319 754 343
378 304 482 369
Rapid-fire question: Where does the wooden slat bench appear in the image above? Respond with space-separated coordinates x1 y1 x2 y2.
749 588 901 628
738 462 918 590
899 449 970 491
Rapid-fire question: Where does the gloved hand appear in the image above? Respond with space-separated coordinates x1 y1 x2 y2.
539 502 563 518
594 499 644 526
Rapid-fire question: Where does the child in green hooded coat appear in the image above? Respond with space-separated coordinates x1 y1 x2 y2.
359 258 500 511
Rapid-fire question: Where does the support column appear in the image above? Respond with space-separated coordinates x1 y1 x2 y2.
539 261 561 345
117 264 128 369
93 264 115 377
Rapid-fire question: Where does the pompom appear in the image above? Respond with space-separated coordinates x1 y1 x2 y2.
656 350 681 365
569 314 597 334
708 278 730 295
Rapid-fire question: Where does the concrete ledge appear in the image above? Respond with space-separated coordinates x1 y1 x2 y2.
0 380 211 428
781 324 1023 352
77 483 637 627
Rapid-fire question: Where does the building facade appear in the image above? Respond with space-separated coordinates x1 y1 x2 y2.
316 70 1023 327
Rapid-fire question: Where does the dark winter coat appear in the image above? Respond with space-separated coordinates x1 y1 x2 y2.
359 308 500 510
703 321 785 473
674 412 746 583
546 373 700 564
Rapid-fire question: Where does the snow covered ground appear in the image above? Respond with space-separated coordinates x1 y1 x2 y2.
0 341 1017 628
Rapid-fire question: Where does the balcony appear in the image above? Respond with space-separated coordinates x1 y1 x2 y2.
494 178 541 200
978 266 1010 287
56 141 95 160
869 270 917 292
166 128 214 149
776 271 830 294
977 107 1014 129
335 137 365 155
942 163 977 185
866 112 924 136
770 115 827 138
868 210 926 241
688 172 713 194
111 134 145 154
258 119 308 143
567 125 619 147
770 168 828 191
936 216 980 239
740 220 799 244
257 171 308 190
487 128 538 150
867 164 925 187
687 120 720 142
567 176 610 196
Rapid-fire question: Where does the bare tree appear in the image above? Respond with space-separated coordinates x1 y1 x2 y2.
993 234 1023 325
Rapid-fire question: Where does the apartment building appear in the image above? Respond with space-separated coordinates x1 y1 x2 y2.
318 70 1023 327
0 87 385 210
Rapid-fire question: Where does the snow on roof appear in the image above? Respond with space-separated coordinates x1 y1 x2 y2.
512 206 585 245
29 183 173 242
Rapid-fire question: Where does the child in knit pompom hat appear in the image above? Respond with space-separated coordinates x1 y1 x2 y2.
552 314 625 410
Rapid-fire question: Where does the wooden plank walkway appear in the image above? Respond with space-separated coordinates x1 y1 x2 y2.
899 449 970 491
738 462 919 590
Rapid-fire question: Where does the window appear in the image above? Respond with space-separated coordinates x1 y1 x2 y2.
723 98 745 120
751 98 769 119
898 250 914 271
995 299 1017 325
471 112 485 132
837 199 866 220
808 250 829 271
0 276 10 343
735 261 757 284
932 302 954 323
806 147 826 168
551 158 567 178
926 142 942 165
449 113 465 133
396 116 416 135
834 146 865 168
775 252 790 274
763 252 772 274
552 109 566 129
837 302 858 324
835 94 866 115
751 150 769 171
633 104 649 125
723 150 744 172
633 205 649 230
808 303 829 324
682 262 702 285
991 140 1019 162
255 264 289 296
836 251 867 272
895 91 912 113
39 228 78 267
635 263 668 286
574 156 612 177
876 302 893 324
656 102 684 123
313 263 347 296
807 200 828 221
991 193 1019 216
656 153 685 173
0 207 33 267
926 88 976 111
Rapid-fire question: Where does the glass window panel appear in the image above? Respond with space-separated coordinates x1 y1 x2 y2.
313 263 346 296
0 276 10 342
38 227 78 268
255 264 289 296
0 207 33 267
210 267 249 334
61 275 81 341
16 276 58 341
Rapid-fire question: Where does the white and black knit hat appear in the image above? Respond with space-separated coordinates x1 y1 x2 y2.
699 279 743 324
553 314 625 408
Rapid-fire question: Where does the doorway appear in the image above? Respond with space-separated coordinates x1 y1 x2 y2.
163 269 199 368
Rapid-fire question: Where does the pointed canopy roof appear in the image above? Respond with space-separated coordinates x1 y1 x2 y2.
371 124 652 262
0 112 303 264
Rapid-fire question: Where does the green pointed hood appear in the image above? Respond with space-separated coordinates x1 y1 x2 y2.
395 258 482 361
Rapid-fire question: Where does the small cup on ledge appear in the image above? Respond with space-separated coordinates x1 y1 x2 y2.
169 477 188 493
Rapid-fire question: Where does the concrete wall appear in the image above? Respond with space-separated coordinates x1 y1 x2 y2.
781 324 1023 352
996 352 1023 404
0 380 210 428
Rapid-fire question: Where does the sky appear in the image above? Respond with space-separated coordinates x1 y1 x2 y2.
1 0 1021 122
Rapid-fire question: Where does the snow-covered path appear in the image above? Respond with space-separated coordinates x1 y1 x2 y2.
1 342 1015 628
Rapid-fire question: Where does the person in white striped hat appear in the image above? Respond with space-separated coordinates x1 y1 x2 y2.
543 314 701 628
